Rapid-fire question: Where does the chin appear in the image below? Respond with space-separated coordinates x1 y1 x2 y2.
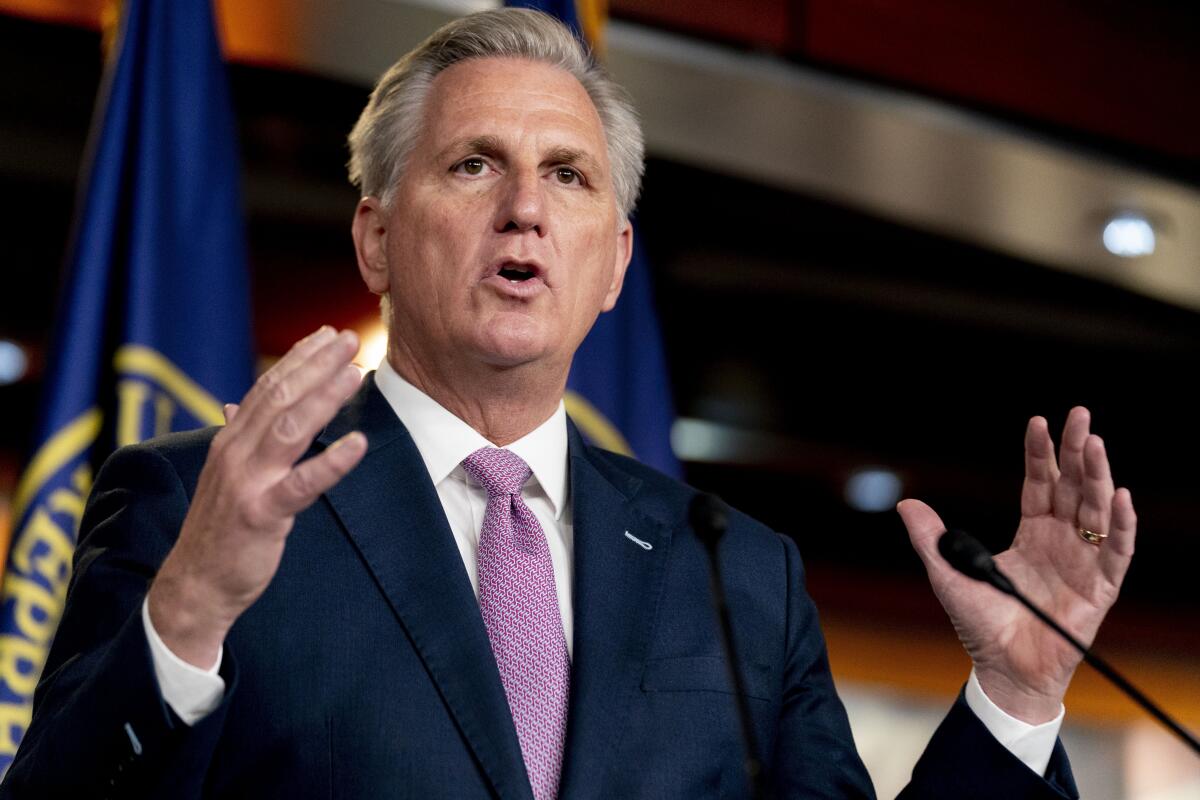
478 342 552 369
471 321 553 369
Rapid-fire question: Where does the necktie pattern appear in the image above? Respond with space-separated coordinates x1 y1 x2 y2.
461 447 570 800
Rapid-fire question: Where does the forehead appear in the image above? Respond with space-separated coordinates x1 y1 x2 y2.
417 57 607 156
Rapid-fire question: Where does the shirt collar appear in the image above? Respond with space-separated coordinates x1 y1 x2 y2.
373 359 569 519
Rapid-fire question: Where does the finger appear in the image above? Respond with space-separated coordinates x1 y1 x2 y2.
253 362 363 467
265 431 368 517
1052 406 1091 523
1077 435 1115 541
232 326 339 430
236 330 359 448
223 403 240 424
258 325 337 387
1020 416 1058 517
896 498 948 569
269 325 353 385
1099 488 1136 584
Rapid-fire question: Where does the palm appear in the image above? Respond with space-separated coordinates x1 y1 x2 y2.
899 407 1137 722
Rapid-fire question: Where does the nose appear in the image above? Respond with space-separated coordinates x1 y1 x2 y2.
494 168 545 236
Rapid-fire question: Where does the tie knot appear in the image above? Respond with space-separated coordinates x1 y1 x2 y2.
461 447 532 498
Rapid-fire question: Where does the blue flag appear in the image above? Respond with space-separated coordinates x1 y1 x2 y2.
508 0 681 476
507 0 591 47
565 233 680 475
0 0 254 769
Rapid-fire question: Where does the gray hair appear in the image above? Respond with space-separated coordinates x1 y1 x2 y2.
347 7 645 220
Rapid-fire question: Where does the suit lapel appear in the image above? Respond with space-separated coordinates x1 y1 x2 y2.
559 425 672 800
317 376 533 800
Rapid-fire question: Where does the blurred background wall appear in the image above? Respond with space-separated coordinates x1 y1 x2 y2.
0 1 1196 796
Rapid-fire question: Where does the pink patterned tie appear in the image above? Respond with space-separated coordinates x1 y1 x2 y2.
462 447 570 800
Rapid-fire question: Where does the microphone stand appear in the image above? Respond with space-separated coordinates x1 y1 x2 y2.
690 494 771 800
938 528 1200 757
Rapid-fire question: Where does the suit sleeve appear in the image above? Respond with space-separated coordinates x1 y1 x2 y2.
770 533 1079 800
1 443 238 799
768 533 876 798
897 691 1078 799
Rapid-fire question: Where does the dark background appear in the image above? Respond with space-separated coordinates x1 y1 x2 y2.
1 2 1196 688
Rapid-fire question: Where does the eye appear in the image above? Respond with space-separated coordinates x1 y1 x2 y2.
455 157 487 176
555 166 581 185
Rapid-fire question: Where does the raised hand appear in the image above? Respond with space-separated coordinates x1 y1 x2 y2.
899 407 1137 723
146 326 368 668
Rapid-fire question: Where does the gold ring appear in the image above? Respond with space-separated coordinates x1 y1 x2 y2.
1078 528 1107 545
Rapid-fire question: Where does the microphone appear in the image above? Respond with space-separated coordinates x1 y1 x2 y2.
937 527 1018 595
689 492 729 552
937 528 1200 757
689 493 770 800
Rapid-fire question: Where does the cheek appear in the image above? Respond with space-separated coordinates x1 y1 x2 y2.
394 205 467 290
579 228 619 294
425 193 488 261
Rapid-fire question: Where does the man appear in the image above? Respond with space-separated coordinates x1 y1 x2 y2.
3 9 1135 798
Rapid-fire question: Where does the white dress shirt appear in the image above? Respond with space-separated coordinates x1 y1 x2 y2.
143 360 1060 774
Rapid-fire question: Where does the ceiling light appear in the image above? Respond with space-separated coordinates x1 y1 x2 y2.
0 340 29 385
1102 213 1156 257
844 467 902 513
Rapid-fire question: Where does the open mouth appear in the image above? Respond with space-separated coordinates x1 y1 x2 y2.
491 258 545 284
498 264 537 282
485 259 546 297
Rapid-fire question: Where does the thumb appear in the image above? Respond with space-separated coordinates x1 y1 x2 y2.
223 403 240 424
897 498 947 569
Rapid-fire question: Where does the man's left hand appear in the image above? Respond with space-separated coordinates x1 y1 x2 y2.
899 406 1137 723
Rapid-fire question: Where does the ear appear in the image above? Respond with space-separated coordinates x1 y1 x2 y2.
352 197 391 295
600 220 633 312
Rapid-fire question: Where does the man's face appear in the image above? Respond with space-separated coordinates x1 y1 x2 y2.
355 57 632 379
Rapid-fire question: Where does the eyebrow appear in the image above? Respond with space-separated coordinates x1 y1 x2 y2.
437 134 505 162
436 136 603 175
544 146 602 175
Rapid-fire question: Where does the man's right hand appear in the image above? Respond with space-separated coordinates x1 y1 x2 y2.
146 326 368 669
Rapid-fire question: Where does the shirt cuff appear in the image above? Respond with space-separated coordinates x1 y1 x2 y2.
141 597 226 726
964 668 1063 776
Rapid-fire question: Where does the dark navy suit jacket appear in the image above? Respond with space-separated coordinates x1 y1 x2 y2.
3 377 1078 798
